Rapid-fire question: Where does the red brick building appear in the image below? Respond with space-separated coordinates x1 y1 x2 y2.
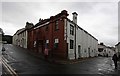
27 10 98 60
27 10 69 59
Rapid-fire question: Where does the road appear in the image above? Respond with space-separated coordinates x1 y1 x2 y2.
2 44 120 75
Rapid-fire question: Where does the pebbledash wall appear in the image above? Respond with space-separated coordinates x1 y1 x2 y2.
27 10 98 60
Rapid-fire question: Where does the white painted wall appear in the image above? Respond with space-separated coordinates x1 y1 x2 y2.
66 20 75 60
13 28 27 48
115 43 120 56
66 19 98 60
19 30 27 48
13 33 19 45
98 44 114 57
106 48 114 57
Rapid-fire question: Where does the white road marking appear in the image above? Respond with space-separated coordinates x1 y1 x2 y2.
2 57 18 76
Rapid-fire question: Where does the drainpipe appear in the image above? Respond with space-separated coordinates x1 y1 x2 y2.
75 24 77 59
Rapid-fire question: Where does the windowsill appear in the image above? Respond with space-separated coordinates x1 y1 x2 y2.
70 34 74 36
55 29 59 31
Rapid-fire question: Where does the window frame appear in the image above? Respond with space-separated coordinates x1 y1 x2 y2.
54 38 59 48
45 40 49 48
55 20 59 30
70 24 74 35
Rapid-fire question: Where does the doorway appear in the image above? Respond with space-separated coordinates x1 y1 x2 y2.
88 48 90 57
37 40 44 54
78 45 81 58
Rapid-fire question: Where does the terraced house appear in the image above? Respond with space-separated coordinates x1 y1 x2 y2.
98 43 115 57
27 10 98 60
115 42 120 58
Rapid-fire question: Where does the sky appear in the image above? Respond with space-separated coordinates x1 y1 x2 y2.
0 0 119 46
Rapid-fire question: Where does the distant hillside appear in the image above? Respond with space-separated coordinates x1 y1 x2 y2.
2 35 13 44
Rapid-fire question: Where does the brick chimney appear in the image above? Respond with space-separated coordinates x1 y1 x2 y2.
61 10 69 17
25 22 34 29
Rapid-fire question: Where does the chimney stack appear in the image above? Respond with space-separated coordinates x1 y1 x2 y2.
72 12 78 24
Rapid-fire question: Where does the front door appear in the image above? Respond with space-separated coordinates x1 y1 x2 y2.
88 48 90 57
38 40 44 54
78 45 81 58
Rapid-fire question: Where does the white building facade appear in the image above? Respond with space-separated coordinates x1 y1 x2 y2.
13 28 28 48
105 47 114 57
65 12 98 60
13 22 34 49
98 43 114 57
115 42 120 58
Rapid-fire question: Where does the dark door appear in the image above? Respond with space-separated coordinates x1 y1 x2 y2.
78 45 81 58
37 40 44 54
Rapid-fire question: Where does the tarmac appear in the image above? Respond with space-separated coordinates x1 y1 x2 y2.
25 49 109 64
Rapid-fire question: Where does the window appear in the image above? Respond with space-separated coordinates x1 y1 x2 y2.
54 38 59 48
55 20 59 30
46 40 49 43
22 32 24 37
98 48 103 52
70 24 74 35
34 41 36 47
75 17 77 19
45 40 49 48
70 39 74 49
25 32 26 36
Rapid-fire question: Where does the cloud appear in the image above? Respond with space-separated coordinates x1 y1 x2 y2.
1 0 119 2
2 22 23 35
76 2 118 46
1 2 118 46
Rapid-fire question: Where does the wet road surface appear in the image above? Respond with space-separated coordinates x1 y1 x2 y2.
2 44 120 75
0 43 2 75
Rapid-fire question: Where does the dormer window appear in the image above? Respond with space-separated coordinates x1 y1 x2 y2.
70 24 74 35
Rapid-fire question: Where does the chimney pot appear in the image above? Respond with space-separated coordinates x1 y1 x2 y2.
72 12 78 24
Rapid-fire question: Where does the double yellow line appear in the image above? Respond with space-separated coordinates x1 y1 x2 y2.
2 56 19 76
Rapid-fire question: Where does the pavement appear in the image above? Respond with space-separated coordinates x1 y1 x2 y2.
23 46 97 64
25 48 120 65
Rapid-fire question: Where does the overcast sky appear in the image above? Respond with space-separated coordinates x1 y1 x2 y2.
0 0 119 46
